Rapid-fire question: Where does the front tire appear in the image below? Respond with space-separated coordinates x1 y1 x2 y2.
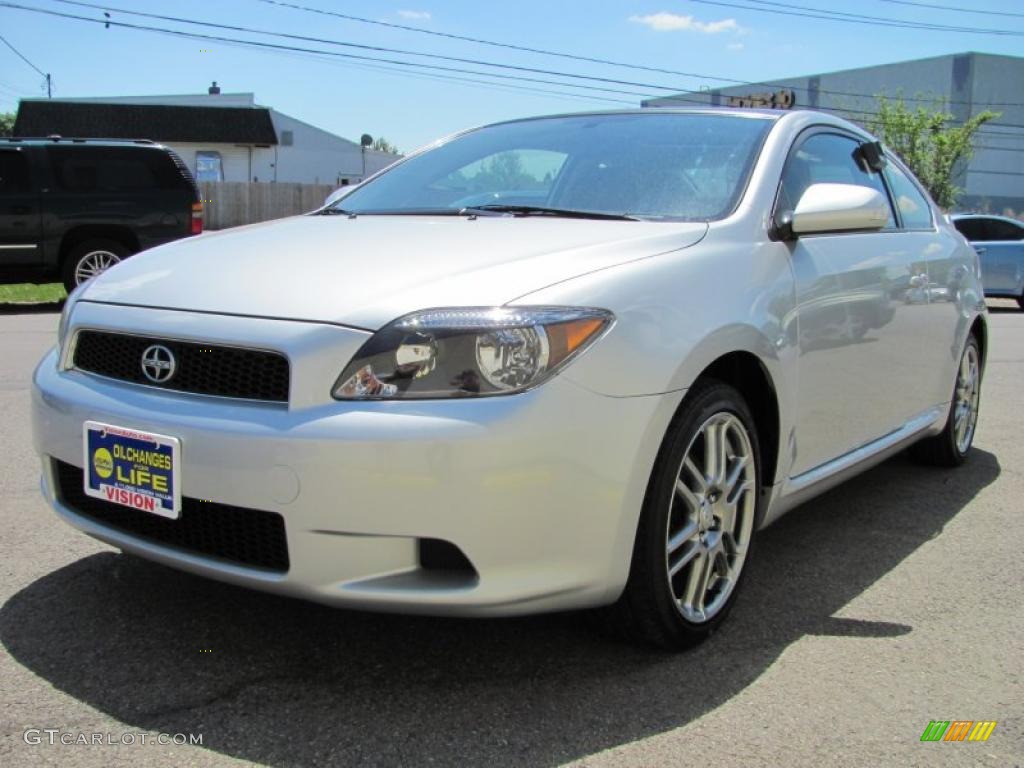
605 380 763 650
910 334 982 467
62 239 128 292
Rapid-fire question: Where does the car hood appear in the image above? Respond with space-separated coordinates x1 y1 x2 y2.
82 214 708 329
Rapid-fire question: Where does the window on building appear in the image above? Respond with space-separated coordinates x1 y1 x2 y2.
281 130 294 146
0 151 30 194
779 133 896 228
195 151 224 182
884 161 933 230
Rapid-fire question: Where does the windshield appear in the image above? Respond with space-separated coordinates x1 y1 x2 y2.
331 112 773 221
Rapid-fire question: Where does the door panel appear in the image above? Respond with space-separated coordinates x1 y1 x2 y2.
0 149 42 266
980 242 1024 295
952 217 1024 296
789 232 932 475
776 130 932 476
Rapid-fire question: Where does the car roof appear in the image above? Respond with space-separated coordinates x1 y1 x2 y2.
492 107 784 123
453 107 874 149
951 213 1023 224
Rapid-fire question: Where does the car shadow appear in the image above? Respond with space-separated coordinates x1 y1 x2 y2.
0 300 64 315
0 450 1000 767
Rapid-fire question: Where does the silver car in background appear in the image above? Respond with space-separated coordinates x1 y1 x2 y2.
32 109 986 649
951 214 1024 308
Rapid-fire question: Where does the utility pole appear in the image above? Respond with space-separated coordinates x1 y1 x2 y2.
46 73 51 98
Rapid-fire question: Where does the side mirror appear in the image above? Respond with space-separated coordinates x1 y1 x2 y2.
784 183 889 238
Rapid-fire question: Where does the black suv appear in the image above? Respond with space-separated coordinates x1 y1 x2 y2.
0 138 201 292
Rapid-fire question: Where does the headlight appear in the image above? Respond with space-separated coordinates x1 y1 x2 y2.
333 306 612 400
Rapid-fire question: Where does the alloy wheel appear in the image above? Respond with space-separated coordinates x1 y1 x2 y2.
953 343 980 454
665 412 757 623
74 250 122 285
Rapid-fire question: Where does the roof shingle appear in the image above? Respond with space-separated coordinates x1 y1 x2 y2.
13 101 278 145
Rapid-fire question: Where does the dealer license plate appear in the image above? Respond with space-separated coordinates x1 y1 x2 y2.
83 421 181 519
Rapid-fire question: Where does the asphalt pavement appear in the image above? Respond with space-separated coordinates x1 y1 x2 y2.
0 300 1021 768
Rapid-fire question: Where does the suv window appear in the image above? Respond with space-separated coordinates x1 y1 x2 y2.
0 151 30 194
47 147 185 193
779 133 896 228
884 162 933 229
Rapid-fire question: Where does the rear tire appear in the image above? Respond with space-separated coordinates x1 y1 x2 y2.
601 380 763 650
1017 294 1024 311
910 334 982 467
62 239 128 293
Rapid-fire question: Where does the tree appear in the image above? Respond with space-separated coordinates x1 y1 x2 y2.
866 94 999 209
0 112 15 137
371 136 400 154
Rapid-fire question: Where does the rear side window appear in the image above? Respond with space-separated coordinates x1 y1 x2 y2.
884 162 933 230
0 151 30 193
779 133 896 228
47 147 187 193
954 217 1024 242
953 218 986 241
985 218 1024 241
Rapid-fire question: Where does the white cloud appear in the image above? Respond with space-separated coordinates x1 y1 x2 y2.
727 42 745 51
397 10 431 20
629 12 738 34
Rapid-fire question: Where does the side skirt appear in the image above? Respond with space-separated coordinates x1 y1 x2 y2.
761 406 946 527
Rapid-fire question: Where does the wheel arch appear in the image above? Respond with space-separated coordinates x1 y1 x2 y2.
697 351 781 494
969 313 988 370
59 226 140 266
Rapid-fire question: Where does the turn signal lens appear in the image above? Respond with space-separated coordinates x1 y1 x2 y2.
333 307 612 400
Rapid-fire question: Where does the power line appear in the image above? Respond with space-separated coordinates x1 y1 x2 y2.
44 0 693 96
686 0 1024 35
0 31 50 96
47 0 1024 113
874 0 1024 19
253 0 741 85
195 34 639 108
9 0 1024 138
250 0 1024 108
0 31 44 75
7 2 680 100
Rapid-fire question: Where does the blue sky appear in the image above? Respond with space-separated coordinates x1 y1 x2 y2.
0 0 1020 152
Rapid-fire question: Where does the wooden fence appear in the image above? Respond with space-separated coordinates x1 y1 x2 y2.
199 181 335 230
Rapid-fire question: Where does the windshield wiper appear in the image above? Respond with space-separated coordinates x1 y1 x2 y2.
319 207 351 215
460 204 639 221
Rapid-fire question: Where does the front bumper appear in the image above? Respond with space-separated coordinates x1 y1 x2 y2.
33 304 682 616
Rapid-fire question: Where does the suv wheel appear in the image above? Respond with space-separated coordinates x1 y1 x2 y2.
603 380 763 650
62 239 128 292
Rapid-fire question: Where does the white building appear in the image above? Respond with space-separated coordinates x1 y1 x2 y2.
14 85 400 185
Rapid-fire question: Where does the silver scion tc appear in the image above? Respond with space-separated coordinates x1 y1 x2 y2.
32 110 986 649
